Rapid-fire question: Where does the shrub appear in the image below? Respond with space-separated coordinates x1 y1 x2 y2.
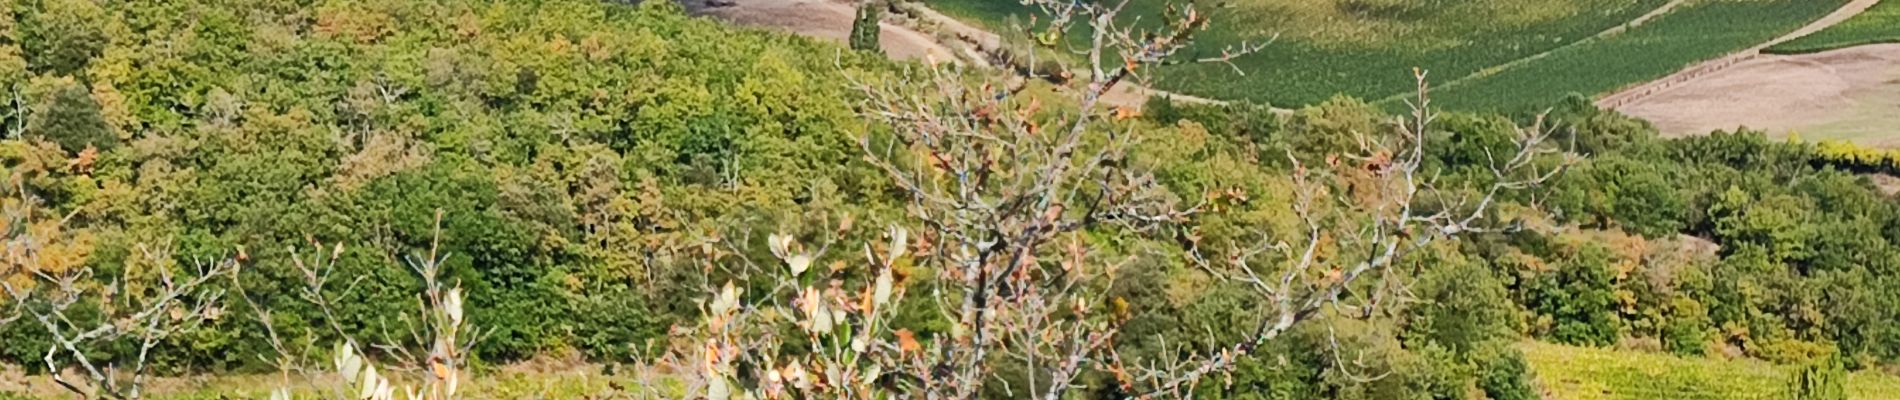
1663 297 1714 356
1526 242 1621 346
1473 342 1538 400
1406 250 1516 355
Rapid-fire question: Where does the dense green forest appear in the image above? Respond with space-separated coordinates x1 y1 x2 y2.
2 0 1899 398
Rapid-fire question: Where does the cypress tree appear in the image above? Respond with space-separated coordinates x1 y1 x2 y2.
850 1 882 54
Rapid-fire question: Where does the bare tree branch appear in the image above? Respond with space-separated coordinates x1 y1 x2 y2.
1131 71 1571 398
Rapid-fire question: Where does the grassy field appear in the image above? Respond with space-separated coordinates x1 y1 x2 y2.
1424 0 1848 112
927 0 1668 107
0 363 667 400
1769 0 1900 54
1521 341 1900 400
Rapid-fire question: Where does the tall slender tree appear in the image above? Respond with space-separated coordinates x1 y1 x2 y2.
850 0 882 53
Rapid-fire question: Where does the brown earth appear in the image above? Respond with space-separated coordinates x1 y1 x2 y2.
1614 44 1900 146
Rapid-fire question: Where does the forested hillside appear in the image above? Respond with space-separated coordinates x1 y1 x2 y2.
0 0 903 367
1 0 1898 399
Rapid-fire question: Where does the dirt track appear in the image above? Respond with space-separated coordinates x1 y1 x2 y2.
687 0 959 62
688 0 1229 108
1616 44 1900 145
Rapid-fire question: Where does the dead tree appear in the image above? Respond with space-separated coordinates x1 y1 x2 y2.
230 210 478 400
0 183 236 400
1131 71 1568 397
645 1 1246 399
0 156 475 400
648 1 1566 399
839 3 1278 395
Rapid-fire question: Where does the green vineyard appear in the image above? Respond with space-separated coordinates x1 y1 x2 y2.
927 0 1669 107
1769 0 1900 54
927 0 1851 111
1426 0 1848 112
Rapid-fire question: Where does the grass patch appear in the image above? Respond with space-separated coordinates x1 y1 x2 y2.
1769 0 1900 54
0 364 667 400
1423 0 1847 113
926 0 1667 107
1520 341 1900 400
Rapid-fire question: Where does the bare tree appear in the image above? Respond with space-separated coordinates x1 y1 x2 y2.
0 154 476 400
0 184 475 400
0 1 1569 398
645 1 1566 399
1133 71 1568 397
230 210 477 400
0 183 237 400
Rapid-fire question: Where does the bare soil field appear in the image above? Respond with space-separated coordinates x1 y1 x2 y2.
1616 44 1900 146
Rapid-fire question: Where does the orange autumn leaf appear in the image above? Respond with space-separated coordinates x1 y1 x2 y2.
1042 204 1065 224
431 361 452 380
70 145 98 175
1017 97 1043 121
1113 106 1141 121
895 329 921 354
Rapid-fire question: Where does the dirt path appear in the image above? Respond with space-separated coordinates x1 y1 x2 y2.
690 0 1229 108
1406 0 1690 100
885 2 1230 107
686 0 960 62
1597 0 1881 109
892 1 1000 56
